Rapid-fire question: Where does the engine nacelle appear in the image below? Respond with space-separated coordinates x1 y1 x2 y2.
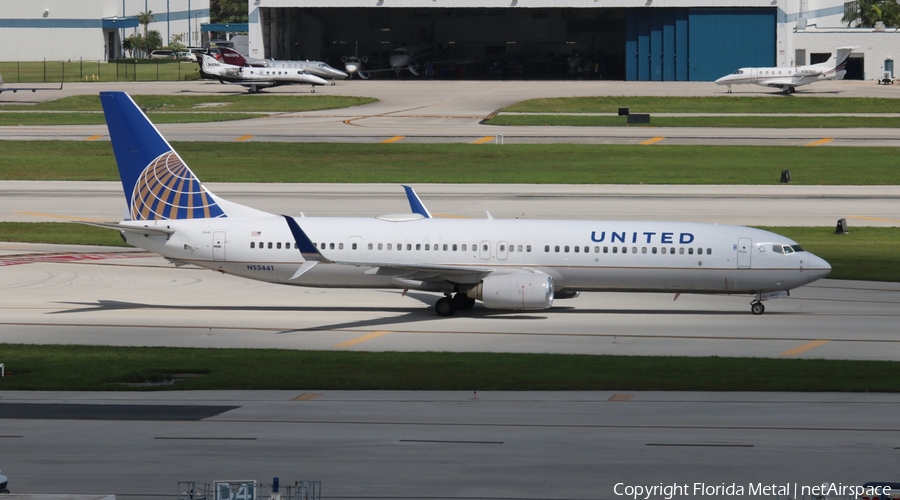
468 273 554 310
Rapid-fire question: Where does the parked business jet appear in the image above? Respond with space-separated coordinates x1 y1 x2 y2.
198 54 327 93
95 91 831 316
0 73 63 94
715 47 854 93
216 48 348 85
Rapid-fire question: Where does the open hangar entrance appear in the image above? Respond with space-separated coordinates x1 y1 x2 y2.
255 7 775 81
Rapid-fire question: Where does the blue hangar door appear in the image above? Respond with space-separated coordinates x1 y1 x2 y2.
626 8 775 81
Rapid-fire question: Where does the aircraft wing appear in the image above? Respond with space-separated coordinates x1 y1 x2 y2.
759 78 800 89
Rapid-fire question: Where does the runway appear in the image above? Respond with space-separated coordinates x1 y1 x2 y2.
3 80 900 499
2 80 900 146
2 390 900 499
4 181 900 227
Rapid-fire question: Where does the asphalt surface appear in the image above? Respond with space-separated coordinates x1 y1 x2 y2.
2 79 899 499
2 80 900 146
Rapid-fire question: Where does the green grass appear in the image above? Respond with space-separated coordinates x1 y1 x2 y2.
488 114 900 128
0 112 261 125
0 94 377 113
0 222 130 247
759 226 900 282
2 344 900 391
0 59 200 83
504 96 900 114
0 95 378 125
2 142 899 185
2 223 898 283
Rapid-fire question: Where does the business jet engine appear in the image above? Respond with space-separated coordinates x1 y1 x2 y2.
467 273 554 310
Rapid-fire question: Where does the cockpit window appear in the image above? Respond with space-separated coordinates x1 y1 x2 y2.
733 69 743 75
783 245 795 255
772 245 783 254
790 244 804 252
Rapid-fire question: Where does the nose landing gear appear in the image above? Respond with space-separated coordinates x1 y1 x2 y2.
750 301 765 315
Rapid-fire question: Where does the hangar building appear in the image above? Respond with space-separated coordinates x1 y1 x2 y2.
247 0 896 81
0 0 210 61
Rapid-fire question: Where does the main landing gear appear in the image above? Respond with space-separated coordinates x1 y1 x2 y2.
434 293 476 317
750 301 765 315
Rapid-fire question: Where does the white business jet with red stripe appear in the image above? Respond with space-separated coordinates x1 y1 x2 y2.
715 47 855 94
199 54 327 93
94 91 831 316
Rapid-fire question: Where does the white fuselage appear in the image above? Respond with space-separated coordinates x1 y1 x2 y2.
200 56 327 87
121 214 831 295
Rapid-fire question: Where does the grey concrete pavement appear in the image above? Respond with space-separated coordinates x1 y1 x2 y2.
3 181 899 227
1 390 899 499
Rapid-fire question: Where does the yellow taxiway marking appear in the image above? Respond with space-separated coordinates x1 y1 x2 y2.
14 211 105 223
805 138 833 147
381 135 405 144
848 215 900 224
781 340 831 357
291 393 324 401
234 135 253 142
85 135 103 141
334 330 391 348
472 136 496 144
641 137 665 145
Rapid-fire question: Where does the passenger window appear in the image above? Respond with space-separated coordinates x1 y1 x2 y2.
368 243 373 250
444 244 449 251
706 248 712 255
397 244 402 251
564 246 570 253
387 243 392 250
661 247 666 254
526 245 531 252
679 248 685 255
378 243 383 250
509 245 515 253
642 247 647 254
603 246 608 253
330 243 335 250
425 244 430 250
612 247 618 254
519 245 524 252
268 242 273 249
352 243 357 250
462 244 467 251
545 245 550 252
482 244 488 251
584 246 589 253
574 246 579 253
652 247 657 254
407 244 411 250
688 248 693 255
339 243 344 250
555 245 560 252
294 243 298 249
416 244 421 251
319 242 325 250
453 244 458 251
499 244 505 252
632 247 637 254
250 242 255 249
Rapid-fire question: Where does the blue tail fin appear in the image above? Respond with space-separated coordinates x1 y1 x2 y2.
100 91 225 220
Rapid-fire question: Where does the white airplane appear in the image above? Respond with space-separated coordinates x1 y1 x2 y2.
216 48 349 85
343 42 438 78
94 91 831 316
715 47 854 94
0 73 63 94
198 54 327 93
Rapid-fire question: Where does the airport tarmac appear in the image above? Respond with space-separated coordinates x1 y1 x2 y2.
1 390 900 499
3 181 900 227
2 80 899 146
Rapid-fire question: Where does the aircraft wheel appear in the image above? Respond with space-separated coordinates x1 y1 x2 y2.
453 294 476 310
751 302 765 315
435 297 457 317
311 88 316 93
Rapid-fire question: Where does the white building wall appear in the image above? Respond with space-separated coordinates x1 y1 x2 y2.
0 0 209 61
795 29 900 80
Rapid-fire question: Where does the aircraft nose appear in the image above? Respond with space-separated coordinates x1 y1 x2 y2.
806 253 832 282
332 68 349 79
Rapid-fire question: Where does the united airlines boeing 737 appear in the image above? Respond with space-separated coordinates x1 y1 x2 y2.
96 91 831 316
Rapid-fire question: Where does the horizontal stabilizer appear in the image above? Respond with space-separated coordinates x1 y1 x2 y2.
77 221 175 236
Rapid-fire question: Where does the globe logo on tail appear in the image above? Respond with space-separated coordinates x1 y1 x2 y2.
130 151 225 220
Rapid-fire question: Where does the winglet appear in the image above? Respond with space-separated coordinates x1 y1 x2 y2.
283 215 332 263
402 185 432 219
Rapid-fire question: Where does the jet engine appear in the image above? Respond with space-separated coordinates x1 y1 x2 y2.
468 273 554 310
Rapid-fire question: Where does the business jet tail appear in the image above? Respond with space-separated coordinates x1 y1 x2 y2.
99 91 269 221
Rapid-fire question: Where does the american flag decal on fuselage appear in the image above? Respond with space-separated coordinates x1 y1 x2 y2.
130 151 225 220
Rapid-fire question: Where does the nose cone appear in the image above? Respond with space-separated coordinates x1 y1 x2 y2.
327 67 349 79
390 55 410 68
344 63 359 74
714 75 728 85
306 73 328 86
806 253 832 282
